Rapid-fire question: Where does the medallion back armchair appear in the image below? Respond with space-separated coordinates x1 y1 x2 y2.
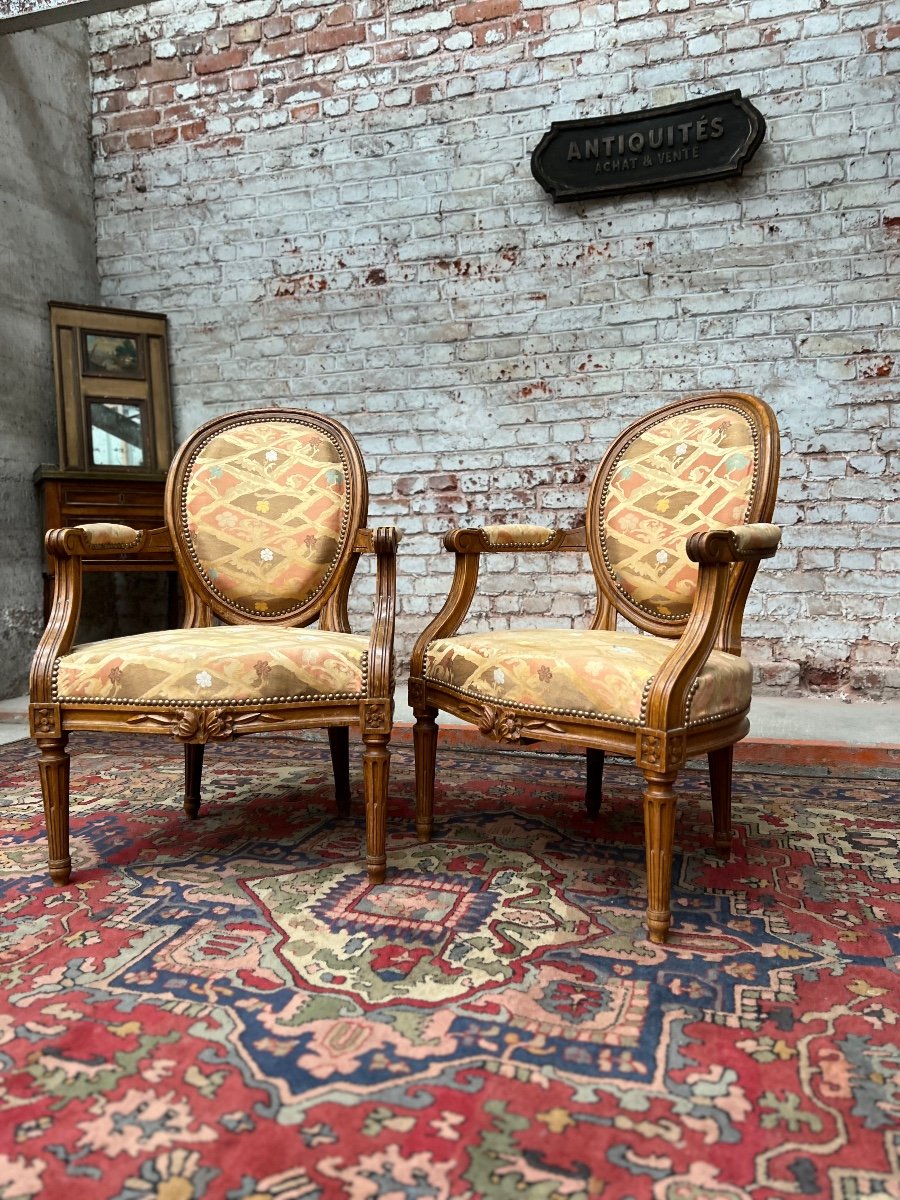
409 391 780 944
30 408 398 887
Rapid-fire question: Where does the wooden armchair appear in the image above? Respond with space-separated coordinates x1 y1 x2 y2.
30 408 399 887
408 391 780 943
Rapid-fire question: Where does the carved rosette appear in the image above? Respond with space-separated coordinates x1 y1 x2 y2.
30 705 61 738
637 730 686 773
477 705 523 743
362 699 391 735
175 708 236 742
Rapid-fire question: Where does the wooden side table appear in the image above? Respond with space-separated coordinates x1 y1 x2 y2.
34 467 179 623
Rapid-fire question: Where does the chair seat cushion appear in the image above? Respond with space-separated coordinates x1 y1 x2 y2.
54 626 368 705
425 629 751 727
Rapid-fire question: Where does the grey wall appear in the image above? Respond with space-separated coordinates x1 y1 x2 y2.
0 20 99 699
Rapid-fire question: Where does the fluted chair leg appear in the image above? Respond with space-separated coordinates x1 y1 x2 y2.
708 745 734 858
184 743 204 819
642 772 678 944
585 748 604 819
363 733 390 884
38 734 71 885
328 726 352 818
413 706 438 842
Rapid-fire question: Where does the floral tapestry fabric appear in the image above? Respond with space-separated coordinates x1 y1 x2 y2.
425 628 751 725
54 626 368 704
182 420 350 616
600 406 757 617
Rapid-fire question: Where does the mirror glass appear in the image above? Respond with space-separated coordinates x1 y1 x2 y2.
89 401 145 467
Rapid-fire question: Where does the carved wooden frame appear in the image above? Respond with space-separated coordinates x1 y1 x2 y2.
408 391 781 944
30 408 399 889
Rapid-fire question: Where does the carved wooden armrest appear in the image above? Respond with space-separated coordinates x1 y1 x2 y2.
46 524 173 559
644 524 781 732
354 526 404 554
687 523 781 563
365 527 400 702
445 525 587 553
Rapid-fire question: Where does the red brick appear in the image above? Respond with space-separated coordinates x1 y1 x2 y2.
290 103 321 122
110 44 150 70
97 91 126 113
230 20 262 42
107 108 160 132
474 19 508 46
231 69 258 91
454 0 519 26
257 34 305 62
149 83 177 105
181 120 208 141
306 24 365 55
126 130 152 150
152 126 179 146
262 15 292 38
138 59 187 84
327 4 353 25
195 48 246 75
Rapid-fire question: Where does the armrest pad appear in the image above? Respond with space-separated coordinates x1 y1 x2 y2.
481 524 555 547
445 525 586 553
687 523 781 564
75 522 142 548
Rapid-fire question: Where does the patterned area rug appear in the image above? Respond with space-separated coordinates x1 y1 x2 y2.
1 734 898 1200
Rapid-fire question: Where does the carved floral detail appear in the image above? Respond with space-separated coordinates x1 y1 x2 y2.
31 706 59 737
363 700 390 733
127 709 283 743
477 705 523 743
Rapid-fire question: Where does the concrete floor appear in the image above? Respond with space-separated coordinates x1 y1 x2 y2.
1 692 898 749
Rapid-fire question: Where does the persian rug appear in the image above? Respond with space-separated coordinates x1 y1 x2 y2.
0 734 898 1200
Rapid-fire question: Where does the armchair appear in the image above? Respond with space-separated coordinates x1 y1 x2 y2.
408 391 780 943
30 408 399 887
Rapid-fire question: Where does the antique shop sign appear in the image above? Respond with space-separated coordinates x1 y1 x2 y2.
531 91 765 203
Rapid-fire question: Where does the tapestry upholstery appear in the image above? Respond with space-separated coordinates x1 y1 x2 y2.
425 629 751 726
599 405 757 618
180 418 350 615
54 626 368 704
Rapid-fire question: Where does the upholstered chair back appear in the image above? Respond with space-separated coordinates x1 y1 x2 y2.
166 409 368 625
587 392 779 637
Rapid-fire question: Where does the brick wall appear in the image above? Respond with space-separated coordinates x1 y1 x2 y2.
88 0 899 697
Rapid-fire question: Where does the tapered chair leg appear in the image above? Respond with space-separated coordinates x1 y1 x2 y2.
184 743 204 819
363 733 390 884
413 706 438 842
586 748 604 819
708 745 734 858
38 734 71 885
328 726 352 818
642 772 678 944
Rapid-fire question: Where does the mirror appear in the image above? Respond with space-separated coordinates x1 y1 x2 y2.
89 401 146 468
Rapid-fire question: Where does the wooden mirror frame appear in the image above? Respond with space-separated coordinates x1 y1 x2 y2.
49 301 173 473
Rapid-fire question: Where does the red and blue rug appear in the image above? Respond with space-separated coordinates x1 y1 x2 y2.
1 734 898 1199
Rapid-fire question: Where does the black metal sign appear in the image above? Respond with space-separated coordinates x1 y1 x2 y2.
531 91 765 203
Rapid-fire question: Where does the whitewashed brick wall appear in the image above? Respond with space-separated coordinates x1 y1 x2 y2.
88 0 899 696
